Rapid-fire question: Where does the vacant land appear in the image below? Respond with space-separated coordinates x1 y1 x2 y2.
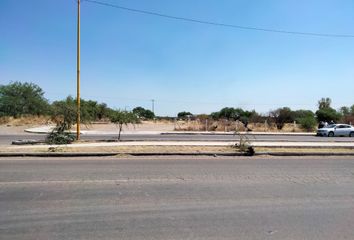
0 116 310 135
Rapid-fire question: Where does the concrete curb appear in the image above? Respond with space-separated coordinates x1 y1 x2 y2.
24 126 54 134
252 145 354 149
7 142 354 149
1 151 354 157
162 132 316 136
0 152 118 157
255 152 354 156
0 152 245 157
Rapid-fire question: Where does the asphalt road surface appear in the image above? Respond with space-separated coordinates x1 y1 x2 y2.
1 133 354 145
1 156 354 240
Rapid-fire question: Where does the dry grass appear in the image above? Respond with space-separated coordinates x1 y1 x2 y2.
255 147 354 153
0 145 236 153
48 145 236 153
0 116 52 126
0 117 11 125
175 120 306 132
79 120 175 132
0 116 308 133
2 145 354 155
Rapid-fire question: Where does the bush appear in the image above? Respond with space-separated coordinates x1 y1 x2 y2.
46 125 75 144
233 132 255 156
297 116 317 132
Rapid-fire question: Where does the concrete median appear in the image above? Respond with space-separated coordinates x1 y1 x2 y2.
1 140 354 157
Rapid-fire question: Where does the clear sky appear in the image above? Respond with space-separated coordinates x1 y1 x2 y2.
1 0 354 116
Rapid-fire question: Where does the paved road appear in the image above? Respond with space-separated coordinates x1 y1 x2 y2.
1 156 354 240
1 133 354 145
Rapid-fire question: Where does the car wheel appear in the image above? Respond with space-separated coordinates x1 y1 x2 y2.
328 132 334 137
350 132 354 137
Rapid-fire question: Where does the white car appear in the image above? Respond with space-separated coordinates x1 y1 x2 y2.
317 124 354 137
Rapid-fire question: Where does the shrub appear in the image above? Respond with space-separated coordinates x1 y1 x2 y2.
233 131 255 156
297 116 317 132
46 124 75 144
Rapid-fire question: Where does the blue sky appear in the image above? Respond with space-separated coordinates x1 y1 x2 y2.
1 0 354 116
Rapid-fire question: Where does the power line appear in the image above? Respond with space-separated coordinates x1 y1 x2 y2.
84 0 354 38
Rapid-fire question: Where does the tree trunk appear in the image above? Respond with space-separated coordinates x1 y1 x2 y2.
118 124 123 141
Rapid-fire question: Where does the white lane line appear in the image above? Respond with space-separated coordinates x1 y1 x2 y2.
0 178 185 185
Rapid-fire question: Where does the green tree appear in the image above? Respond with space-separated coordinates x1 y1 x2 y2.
218 107 235 119
315 98 341 123
318 97 332 109
220 107 242 120
350 105 354 116
109 110 139 140
97 103 111 120
81 100 98 122
293 110 314 119
132 107 155 120
210 107 260 129
48 97 112 144
211 107 245 120
177 111 193 119
270 107 295 130
315 108 341 123
339 106 350 116
293 110 317 131
51 97 112 130
248 110 263 124
0 81 49 117
195 114 210 121
51 96 78 130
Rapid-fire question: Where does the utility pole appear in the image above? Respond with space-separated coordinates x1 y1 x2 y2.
76 0 81 140
151 99 155 115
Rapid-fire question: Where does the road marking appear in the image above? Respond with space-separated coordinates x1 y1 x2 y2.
0 178 186 185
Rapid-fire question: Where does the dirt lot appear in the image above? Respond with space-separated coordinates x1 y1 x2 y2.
0 116 308 135
0 117 175 134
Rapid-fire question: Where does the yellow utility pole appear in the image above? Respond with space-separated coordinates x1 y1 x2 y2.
76 0 81 140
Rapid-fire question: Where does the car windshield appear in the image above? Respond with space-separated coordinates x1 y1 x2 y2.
324 124 336 128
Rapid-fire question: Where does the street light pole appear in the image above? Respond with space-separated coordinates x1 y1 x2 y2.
76 0 81 140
